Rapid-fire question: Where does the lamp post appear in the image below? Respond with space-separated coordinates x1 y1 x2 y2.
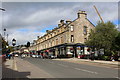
12 38 16 47
1 8 6 41
12 38 16 59
3 28 6 39
12 39 16 46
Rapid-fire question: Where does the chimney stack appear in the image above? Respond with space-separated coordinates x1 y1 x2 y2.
37 36 39 39
60 20 64 24
46 30 51 33
77 10 87 18
66 20 72 24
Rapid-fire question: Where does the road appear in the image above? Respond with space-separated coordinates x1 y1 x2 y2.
22 57 118 78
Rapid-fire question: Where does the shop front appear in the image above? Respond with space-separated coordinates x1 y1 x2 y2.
66 46 74 58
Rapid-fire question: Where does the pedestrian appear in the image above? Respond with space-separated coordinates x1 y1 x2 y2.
12 53 14 59
90 52 94 61
111 56 115 61
8 54 11 60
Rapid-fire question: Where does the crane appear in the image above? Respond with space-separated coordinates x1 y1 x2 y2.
93 5 104 23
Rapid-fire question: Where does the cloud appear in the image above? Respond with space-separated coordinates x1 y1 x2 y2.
8 30 45 46
2 2 118 45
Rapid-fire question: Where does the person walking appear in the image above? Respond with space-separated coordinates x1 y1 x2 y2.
8 54 11 60
90 52 95 61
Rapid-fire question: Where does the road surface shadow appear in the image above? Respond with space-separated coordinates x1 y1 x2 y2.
2 63 30 79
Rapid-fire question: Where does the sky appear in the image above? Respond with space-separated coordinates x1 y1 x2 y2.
0 2 119 46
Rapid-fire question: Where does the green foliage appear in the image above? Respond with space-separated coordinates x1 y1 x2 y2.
2 37 8 54
1 35 14 54
86 21 119 56
114 32 120 51
103 56 111 61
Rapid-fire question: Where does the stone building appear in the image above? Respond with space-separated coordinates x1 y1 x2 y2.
32 10 95 58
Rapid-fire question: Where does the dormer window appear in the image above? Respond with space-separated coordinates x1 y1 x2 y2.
51 33 52 37
54 32 56 35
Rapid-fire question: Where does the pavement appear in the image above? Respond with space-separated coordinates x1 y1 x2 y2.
54 58 119 65
2 57 53 79
1 57 120 79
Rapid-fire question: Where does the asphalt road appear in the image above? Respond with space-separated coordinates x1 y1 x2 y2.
22 57 119 78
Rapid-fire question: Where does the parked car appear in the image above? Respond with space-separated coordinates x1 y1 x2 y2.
49 54 57 59
32 55 36 58
14 54 19 57
35 55 39 58
37 55 43 58
21 54 26 58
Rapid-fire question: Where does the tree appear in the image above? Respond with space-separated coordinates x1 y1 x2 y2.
2 37 8 54
113 32 120 51
86 21 118 56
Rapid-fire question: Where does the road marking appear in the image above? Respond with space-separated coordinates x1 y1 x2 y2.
74 68 98 74
42 59 45 61
58 64 68 67
49 62 54 64
13 60 18 71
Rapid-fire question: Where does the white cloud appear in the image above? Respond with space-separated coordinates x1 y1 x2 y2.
2 2 118 45
8 30 45 46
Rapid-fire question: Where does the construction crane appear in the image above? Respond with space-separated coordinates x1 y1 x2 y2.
93 5 104 23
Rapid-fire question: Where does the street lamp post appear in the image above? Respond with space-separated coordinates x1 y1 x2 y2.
12 38 16 59
12 38 16 47
1 8 6 41
3 28 6 39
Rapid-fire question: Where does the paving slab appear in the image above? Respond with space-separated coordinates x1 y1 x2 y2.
54 58 119 65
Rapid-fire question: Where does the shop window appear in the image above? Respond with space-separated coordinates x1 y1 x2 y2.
83 26 87 35
71 35 74 42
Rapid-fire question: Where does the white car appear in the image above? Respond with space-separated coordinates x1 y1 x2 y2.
21 54 26 58
14 54 18 57
32 55 36 58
